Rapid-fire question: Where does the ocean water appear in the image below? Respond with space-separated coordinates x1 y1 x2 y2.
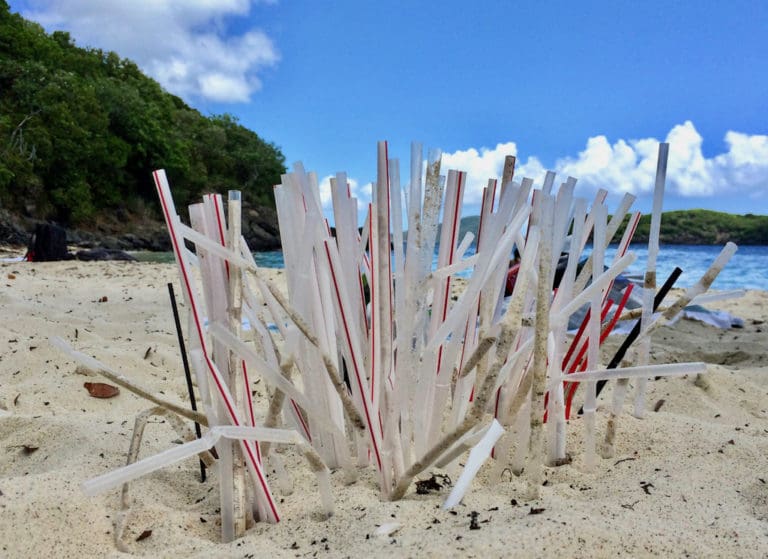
135 250 284 269
602 244 768 291
456 243 768 290
135 244 768 290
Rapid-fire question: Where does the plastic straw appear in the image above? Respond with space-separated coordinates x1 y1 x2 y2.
83 426 314 496
167 282 206 482
443 420 505 508
583 201 606 468
633 143 669 418
558 361 705 383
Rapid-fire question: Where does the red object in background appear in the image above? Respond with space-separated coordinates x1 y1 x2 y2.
504 262 521 296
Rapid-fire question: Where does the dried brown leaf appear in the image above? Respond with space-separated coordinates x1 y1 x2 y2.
136 529 152 542
84 382 119 399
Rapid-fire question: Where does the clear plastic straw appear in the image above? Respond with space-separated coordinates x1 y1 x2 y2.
443 420 505 508
634 143 669 418
584 202 607 468
690 290 745 305
558 361 706 383
83 426 300 496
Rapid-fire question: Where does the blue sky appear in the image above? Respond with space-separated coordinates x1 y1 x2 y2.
10 1 768 220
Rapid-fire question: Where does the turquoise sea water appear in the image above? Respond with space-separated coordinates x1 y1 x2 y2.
602 244 767 291
135 244 768 290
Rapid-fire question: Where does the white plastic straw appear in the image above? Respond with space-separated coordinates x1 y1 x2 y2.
83 426 301 496
558 361 706 383
443 420 505 508
633 143 669 418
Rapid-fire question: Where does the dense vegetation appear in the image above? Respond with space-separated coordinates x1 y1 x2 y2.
0 1 285 226
621 209 768 245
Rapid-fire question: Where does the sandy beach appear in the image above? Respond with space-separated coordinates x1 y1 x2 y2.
1 259 766 558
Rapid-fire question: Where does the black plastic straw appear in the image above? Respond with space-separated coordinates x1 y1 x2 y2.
585 266 684 410
167 282 206 482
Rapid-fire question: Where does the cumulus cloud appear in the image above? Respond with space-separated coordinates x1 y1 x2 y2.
440 122 768 209
19 0 278 102
317 175 370 216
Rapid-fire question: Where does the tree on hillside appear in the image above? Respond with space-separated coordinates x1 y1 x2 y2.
0 0 286 225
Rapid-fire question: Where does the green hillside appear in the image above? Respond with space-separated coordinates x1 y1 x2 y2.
618 209 768 245
0 1 285 226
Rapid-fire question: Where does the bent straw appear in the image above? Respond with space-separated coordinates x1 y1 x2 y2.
583 201 607 469
167 282 206 482
84 431 217 495
83 425 333 517
528 195 555 494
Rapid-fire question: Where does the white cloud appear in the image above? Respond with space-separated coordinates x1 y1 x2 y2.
440 122 768 208
20 0 278 102
317 175 370 216
441 142 521 205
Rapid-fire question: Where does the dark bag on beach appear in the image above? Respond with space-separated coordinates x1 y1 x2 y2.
27 223 71 261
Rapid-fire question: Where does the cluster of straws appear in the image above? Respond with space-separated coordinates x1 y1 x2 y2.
57 141 738 543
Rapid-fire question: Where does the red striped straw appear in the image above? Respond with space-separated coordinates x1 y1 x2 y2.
153 170 279 523
368 207 377 402
322 239 384 473
434 171 465 377
210 195 261 461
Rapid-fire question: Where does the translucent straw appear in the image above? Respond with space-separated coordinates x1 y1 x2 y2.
443 420 505 508
83 426 301 496
634 142 669 418
583 201 607 469
558 361 706 383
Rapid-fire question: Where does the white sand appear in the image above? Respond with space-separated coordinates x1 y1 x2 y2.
1 260 766 558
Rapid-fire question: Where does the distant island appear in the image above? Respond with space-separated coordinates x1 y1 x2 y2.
454 210 768 246
614 210 768 245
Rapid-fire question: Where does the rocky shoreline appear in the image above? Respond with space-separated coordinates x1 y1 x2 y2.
0 202 282 253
